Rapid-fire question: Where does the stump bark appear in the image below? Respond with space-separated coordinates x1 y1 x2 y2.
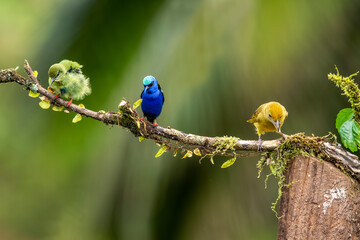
278 156 360 239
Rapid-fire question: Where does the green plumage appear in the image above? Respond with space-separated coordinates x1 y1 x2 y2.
48 60 91 101
59 60 83 74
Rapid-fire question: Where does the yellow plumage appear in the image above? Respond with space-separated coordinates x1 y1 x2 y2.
247 101 288 149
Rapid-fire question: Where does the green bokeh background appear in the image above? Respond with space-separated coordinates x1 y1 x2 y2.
0 0 359 239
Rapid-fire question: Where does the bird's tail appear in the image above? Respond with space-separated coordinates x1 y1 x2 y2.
147 117 155 124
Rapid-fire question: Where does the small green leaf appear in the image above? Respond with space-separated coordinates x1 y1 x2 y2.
39 100 50 109
354 123 360 146
339 119 360 152
221 158 236 168
133 99 142 109
136 121 141 129
182 150 193 159
52 105 64 112
335 108 360 152
336 108 354 131
72 114 82 123
193 148 201 156
28 90 40 98
210 156 214 165
155 145 167 158
138 136 145 142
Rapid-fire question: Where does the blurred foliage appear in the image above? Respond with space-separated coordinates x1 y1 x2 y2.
0 0 360 239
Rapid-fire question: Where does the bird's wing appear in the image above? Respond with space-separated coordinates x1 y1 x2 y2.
247 104 265 123
158 83 165 104
140 89 144 99
247 110 258 123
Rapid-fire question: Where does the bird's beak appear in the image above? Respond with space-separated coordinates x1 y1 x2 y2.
144 85 149 93
50 78 56 86
275 120 280 132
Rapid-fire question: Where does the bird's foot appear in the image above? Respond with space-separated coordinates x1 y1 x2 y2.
66 99 73 107
154 120 158 126
54 94 60 99
140 117 145 120
279 132 288 139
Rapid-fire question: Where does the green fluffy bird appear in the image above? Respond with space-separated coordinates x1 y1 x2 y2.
48 60 91 106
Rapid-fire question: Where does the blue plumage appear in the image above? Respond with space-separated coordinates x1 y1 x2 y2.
140 76 164 125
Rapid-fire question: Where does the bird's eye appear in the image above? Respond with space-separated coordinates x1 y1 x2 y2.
55 71 60 78
268 113 272 118
149 82 154 87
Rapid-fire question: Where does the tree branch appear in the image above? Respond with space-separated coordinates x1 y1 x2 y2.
0 61 279 155
1 61 360 181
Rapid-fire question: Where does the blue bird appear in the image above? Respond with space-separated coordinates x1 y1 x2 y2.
140 76 164 125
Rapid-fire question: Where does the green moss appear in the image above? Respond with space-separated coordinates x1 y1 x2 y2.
257 133 332 218
328 66 360 121
213 136 239 156
199 136 240 165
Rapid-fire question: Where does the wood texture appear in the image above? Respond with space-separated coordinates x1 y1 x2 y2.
278 156 360 240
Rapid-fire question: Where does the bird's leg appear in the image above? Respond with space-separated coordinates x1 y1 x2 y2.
257 134 263 152
54 94 60 99
278 131 288 139
154 119 158 126
66 99 73 107
140 117 145 120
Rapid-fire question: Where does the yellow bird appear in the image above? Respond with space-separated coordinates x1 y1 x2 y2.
247 101 288 150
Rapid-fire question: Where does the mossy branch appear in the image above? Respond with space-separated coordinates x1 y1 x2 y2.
0 60 281 157
0 61 360 182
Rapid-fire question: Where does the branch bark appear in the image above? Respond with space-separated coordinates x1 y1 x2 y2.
0 61 281 157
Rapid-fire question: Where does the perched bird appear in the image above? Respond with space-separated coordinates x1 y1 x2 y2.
140 75 164 125
247 101 288 150
48 60 91 106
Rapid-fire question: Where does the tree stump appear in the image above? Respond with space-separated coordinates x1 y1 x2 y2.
278 156 360 239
